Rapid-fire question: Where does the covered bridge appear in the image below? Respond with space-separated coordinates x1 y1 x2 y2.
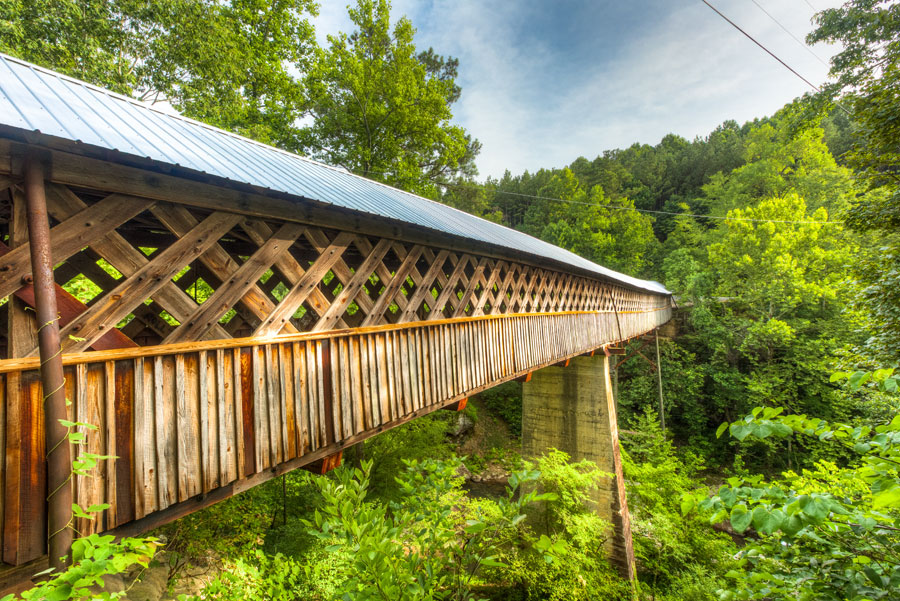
0 53 672 588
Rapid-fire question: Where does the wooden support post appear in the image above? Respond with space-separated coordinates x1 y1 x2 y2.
300 450 343 475
655 328 665 431
23 154 72 572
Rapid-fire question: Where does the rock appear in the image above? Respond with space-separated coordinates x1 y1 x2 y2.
123 561 169 601
451 413 474 437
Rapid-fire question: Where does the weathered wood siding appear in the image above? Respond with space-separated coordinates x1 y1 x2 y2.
0 307 669 558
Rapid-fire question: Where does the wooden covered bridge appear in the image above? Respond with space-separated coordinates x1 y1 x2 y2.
0 53 672 588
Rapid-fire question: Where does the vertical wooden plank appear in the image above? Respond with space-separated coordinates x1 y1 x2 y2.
263 345 281 465
233 348 248 480
216 349 234 484
197 351 211 492
156 356 177 508
84 364 105 536
304 342 318 450
398 330 411 413
293 343 309 454
375 334 390 423
252 346 269 471
307 341 323 450
338 338 352 439
0 373 5 549
320 340 336 446
13 376 46 561
74 364 89 536
176 354 199 501
104 361 117 530
204 351 218 490
239 348 257 476
386 332 400 420
112 360 133 525
281 344 296 460
366 335 381 427
356 336 372 431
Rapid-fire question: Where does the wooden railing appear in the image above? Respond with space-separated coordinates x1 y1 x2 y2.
0 307 670 561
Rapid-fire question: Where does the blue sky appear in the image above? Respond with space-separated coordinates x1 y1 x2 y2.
314 0 844 179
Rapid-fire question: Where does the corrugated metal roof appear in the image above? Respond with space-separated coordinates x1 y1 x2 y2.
0 52 669 295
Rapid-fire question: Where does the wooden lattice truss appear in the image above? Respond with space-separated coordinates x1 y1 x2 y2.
0 179 667 359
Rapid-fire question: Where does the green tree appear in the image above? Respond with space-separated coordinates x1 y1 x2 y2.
0 0 318 149
687 373 900 600
807 0 900 362
522 169 657 274
300 0 479 197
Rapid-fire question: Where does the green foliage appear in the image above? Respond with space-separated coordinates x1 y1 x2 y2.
687 402 900 600
0 0 318 149
307 457 553 601
181 548 344 601
476 382 522 437
0 535 157 601
623 408 738 599
490 449 630 601
806 0 900 362
300 0 479 196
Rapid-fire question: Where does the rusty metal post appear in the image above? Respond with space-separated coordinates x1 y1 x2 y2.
23 153 73 571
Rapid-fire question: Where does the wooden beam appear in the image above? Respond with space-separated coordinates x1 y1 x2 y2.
241 222 343 330
361 245 424 326
0 193 154 300
401 249 449 322
151 206 300 336
254 232 355 336
43 186 232 341
163 222 304 343
55 212 242 353
313 239 391 332
427 255 471 320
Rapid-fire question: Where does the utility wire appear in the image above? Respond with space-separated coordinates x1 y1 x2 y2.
802 0 818 12
750 0 829 66
436 181 842 225
336 164 842 225
701 0 822 92
702 0 852 115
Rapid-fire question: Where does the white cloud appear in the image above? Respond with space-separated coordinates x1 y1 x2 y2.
312 0 845 179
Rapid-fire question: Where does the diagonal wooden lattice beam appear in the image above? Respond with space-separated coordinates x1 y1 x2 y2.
453 258 488 318
428 255 472 320
151 206 301 337
400 249 449 322
313 238 392 332
241 222 344 329
472 260 505 317
0 193 154 300
0 240 137 351
163 223 304 343
44 186 232 341
56 212 243 353
361 245 424 326
305 229 377 316
254 232 356 336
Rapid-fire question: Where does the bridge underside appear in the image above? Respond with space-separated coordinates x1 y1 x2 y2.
0 138 672 588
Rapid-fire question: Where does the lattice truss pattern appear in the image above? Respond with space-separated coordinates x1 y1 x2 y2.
0 181 667 359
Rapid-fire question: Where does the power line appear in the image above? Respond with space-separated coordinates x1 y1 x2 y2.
701 0 822 92
750 0 829 66
336 166 842 226
802 0 818 12
437 181 842 225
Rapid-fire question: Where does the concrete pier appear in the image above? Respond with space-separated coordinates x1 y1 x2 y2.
521 354 635 579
